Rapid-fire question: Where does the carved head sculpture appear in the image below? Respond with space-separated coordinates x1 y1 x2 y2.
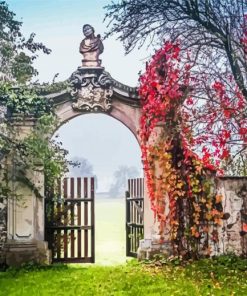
80 24 104 67
83 24 94 38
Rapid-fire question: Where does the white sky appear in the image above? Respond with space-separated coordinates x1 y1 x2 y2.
6 0 150 192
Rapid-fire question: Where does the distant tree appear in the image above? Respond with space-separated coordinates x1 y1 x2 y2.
69 157 94 176
109 165 140 198
68 156 98 189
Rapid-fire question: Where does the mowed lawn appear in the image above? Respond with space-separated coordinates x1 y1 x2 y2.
0 258 247 295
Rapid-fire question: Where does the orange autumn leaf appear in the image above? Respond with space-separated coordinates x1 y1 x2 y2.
176 182 184 189
191 226 200 237
214 218 222 226
215 194 223 203
243 223 247 232
211 209 220 216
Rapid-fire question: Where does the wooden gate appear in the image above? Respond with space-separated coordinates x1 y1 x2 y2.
126 178 144 257
45 177 95 263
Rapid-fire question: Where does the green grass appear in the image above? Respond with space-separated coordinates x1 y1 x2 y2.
0 257 247 295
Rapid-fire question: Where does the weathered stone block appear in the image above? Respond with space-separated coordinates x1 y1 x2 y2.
3 240 51 267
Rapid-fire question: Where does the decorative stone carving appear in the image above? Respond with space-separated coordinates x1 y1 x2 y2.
70 68 113 112
79 24 104 67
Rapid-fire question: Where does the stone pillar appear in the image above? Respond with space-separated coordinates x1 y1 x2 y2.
139 122 172 259
4 161 51 266
3 120 51 266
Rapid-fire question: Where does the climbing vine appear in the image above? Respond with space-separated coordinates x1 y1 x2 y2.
139 42 225 257
0 81 69 201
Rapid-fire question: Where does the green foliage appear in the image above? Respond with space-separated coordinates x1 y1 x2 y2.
0 3 66 203
0 256 247 295
34 81 71 96
0 1 50 84
0 82 68 201
19 114 68 193
0 1 21 41
11 52 38 84
0 82 52 115
227 154 247 176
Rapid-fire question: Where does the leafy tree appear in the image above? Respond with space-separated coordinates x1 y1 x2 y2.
0 2 68 202
0 1 51 84
105 0 247 174
109 165 139 198
0 0 52 170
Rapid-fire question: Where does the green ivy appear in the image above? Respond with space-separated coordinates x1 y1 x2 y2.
0 81 68 201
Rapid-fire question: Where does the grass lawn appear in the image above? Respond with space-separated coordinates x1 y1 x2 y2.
0 257 247 296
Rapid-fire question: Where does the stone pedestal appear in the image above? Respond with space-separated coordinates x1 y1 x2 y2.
81 59 102 67
4 240 51 267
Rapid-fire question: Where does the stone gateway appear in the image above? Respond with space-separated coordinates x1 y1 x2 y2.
0 25 247 266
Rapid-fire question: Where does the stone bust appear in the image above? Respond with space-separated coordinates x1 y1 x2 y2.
79 24 104 67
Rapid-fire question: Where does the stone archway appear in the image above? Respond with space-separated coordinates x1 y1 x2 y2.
52 67 141 142
1 24 159 266
2 65 157 266
45 67 146 263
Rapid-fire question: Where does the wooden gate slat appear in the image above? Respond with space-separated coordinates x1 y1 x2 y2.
70 178 75 258
125 190 131 257
84 177 88 259
77 177 82 258
63 178 68 259
126 178 144 257
91 177 95 263
57 179 61 260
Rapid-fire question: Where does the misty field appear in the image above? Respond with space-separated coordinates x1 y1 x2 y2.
95 197 127 265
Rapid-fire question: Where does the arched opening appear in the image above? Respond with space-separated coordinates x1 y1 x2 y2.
51 113 143 264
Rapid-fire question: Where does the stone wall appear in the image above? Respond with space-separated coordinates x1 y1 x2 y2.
0 199 7 264
217 177 247 256
139 176 247 259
